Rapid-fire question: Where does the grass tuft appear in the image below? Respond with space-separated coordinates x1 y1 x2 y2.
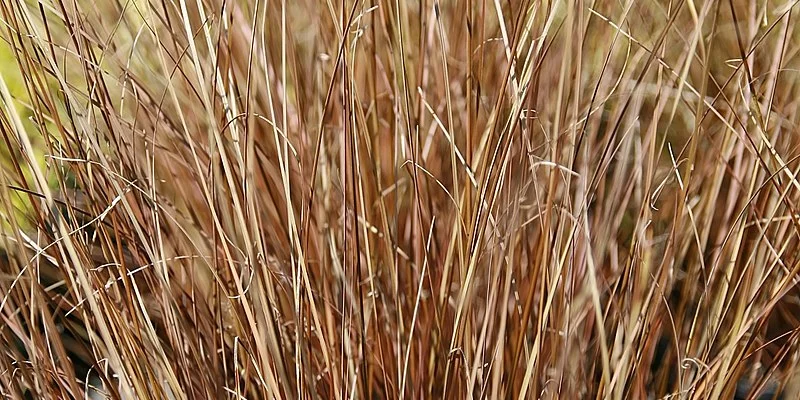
0 0 799 398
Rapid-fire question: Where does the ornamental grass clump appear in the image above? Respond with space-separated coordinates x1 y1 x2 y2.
0 0 799 398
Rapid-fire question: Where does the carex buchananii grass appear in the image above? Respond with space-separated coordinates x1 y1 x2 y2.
0 0 798 398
